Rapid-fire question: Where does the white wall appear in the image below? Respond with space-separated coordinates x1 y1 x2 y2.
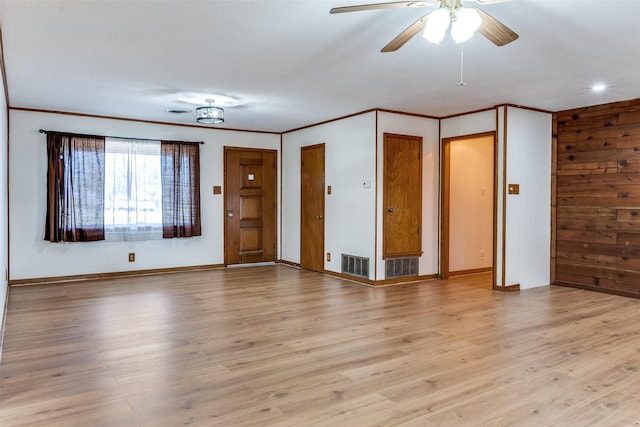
0 67 8 336
449 135 494 272
440 107 551 289
441 109 496 139
9 110 279 280
505 107 552 289
377 112 440 278
441 109 498 280
281 112 376 277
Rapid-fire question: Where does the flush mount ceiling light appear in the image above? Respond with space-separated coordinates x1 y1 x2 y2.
196 99 224 124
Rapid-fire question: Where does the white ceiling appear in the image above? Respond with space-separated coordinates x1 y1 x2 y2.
1 0 639 133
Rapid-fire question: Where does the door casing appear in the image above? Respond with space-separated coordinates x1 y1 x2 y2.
441 132 497 283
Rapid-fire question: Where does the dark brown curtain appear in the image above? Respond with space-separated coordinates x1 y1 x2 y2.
45 132 105 242
161 141 201 238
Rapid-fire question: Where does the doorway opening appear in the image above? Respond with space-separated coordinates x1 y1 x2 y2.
442 132 496 288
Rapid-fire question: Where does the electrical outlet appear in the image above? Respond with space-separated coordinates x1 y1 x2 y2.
128 253 135 262
327 252 331 262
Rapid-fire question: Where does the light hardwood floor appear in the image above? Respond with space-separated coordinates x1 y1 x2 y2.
1 265 640 426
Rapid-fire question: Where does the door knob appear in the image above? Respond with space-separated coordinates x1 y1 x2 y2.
227 210 234 217
316 215 323 220
387 207 395 213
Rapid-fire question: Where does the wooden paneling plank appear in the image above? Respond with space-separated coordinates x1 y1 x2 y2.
556 114 620 133
555 99 640 122
555 250 616 267
557 148 640 165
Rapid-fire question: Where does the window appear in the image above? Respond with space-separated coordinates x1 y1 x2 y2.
45 132 201 243
104 138 163 241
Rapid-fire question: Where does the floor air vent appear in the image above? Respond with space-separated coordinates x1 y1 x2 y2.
386 257 419 278
342 254 369 278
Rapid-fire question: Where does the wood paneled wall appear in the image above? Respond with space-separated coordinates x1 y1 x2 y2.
554 98 640 297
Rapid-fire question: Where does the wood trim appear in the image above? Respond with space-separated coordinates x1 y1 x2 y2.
449 267 493 277
550 113 558 284
494 283 520 292
437 117 442 278
553 281 640 300
373 274 439 286
439 106 497 120
279 134 283 262
501 106 508 289
498 103 553 115
0 27 9 107
1 25 9 360
323 270 376 286
9 107 280 135
374 110 379 281
283 109 377 134
8 264 226 286
493 107 499 289
376 108 440 120
323 269 439 287
223 145 279 154
0 283 8 363
440 104 552 121
283 108 438 135
275 259 301 268
441 131 496 281
441 138 451 279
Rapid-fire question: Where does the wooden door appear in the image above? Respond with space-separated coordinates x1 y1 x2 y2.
383 133 422 258
224 148 277 265
300 144 325 272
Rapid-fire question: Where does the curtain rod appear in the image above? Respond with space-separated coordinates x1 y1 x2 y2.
39 129 204 144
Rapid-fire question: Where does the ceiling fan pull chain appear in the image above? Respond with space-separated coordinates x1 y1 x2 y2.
457 42 468 87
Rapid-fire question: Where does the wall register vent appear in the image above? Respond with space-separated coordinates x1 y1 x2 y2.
386 257 419 278
342 254 369 278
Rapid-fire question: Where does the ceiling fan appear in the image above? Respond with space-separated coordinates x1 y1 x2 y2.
330 0 519 52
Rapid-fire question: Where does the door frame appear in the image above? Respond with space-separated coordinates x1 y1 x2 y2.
223 146 278 266
300 143 325 272
441 132 497 285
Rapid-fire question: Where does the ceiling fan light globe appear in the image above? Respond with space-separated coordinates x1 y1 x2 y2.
456 7 481 32
423 27 446 44
423 7 450 44
451 7 481 42
428 7 451 31
451 25 474 43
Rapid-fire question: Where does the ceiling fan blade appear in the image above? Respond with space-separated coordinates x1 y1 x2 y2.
381 14 428 52
330 1 436 14
474 7 519 46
